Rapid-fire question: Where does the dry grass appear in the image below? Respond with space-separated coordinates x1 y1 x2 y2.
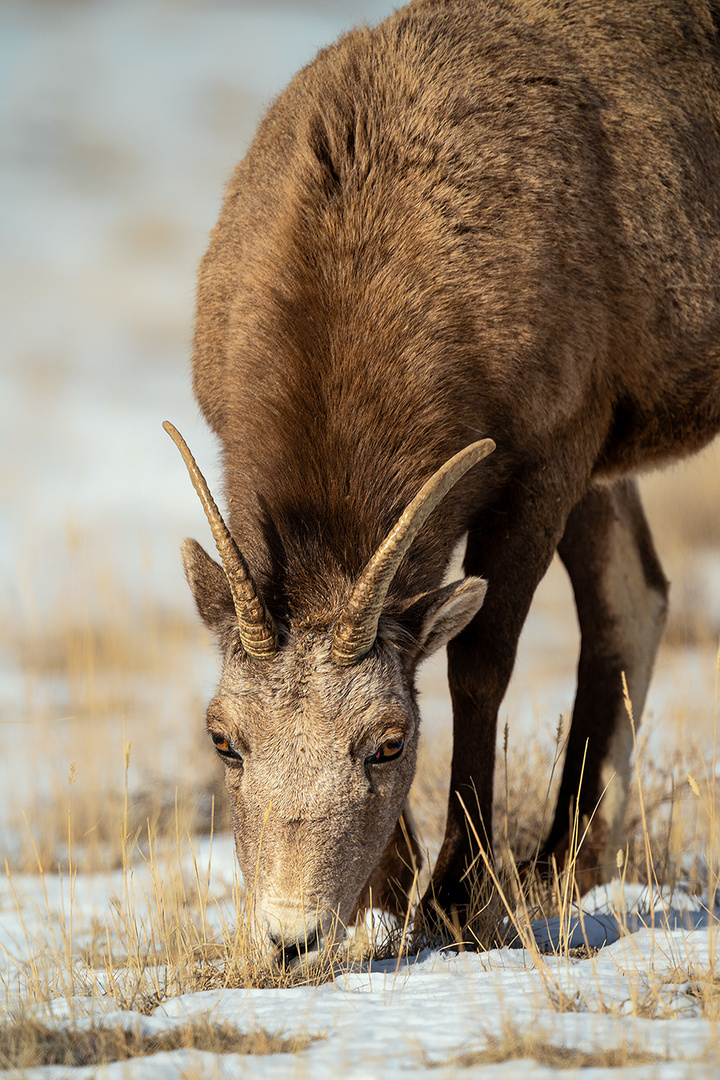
662 964 720 1020
4 529 229 873
0 1014 316 1071
408 704 719 955
407 616 720 998
431 1026 669 1070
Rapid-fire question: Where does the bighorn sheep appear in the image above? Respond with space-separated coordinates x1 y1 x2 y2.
166 0 720 964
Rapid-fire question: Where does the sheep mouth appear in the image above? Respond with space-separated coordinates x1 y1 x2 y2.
282 930 317 968
269 927 325 971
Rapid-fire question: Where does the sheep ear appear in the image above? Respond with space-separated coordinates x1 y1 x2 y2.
181 537 237 641
416 576 488 657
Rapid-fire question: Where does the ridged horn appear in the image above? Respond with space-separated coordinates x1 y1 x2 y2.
163 421 278 661
331 439 495 666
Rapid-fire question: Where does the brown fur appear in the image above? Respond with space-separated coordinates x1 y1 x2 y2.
179 0 720 955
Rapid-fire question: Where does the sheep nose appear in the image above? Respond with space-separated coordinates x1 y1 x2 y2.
261 905 321 966
267 926 318 967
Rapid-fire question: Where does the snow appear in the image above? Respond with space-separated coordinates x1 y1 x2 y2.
1 842 719 1077
2 935 720 1078
2 1 720 1077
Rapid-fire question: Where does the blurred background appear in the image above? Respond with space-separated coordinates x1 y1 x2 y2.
1 0 718 873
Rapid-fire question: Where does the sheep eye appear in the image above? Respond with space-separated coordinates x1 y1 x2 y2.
212 733 241 761
367 736 405 765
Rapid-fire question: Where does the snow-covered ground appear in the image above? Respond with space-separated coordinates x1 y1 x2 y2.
2 1 720 1076
1 843 720 1078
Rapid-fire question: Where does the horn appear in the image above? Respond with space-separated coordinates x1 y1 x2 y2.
163 421 278 661
331 439 495 665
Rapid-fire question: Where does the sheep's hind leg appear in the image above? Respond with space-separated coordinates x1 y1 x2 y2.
539 479 668 889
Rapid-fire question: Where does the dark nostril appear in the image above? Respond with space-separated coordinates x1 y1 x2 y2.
271 928 318 966
282 941 301 966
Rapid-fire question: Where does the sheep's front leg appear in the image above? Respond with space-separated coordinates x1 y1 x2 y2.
422 468 584 941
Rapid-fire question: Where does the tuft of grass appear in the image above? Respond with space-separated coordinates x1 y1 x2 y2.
0 1015 317 1070
430 1026 673 1071
664 965 720 1020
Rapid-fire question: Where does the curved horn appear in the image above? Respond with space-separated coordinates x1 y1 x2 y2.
331 439 495 666
163 421 278 661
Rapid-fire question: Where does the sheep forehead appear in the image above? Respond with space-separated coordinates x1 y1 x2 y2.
217 630 412 747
